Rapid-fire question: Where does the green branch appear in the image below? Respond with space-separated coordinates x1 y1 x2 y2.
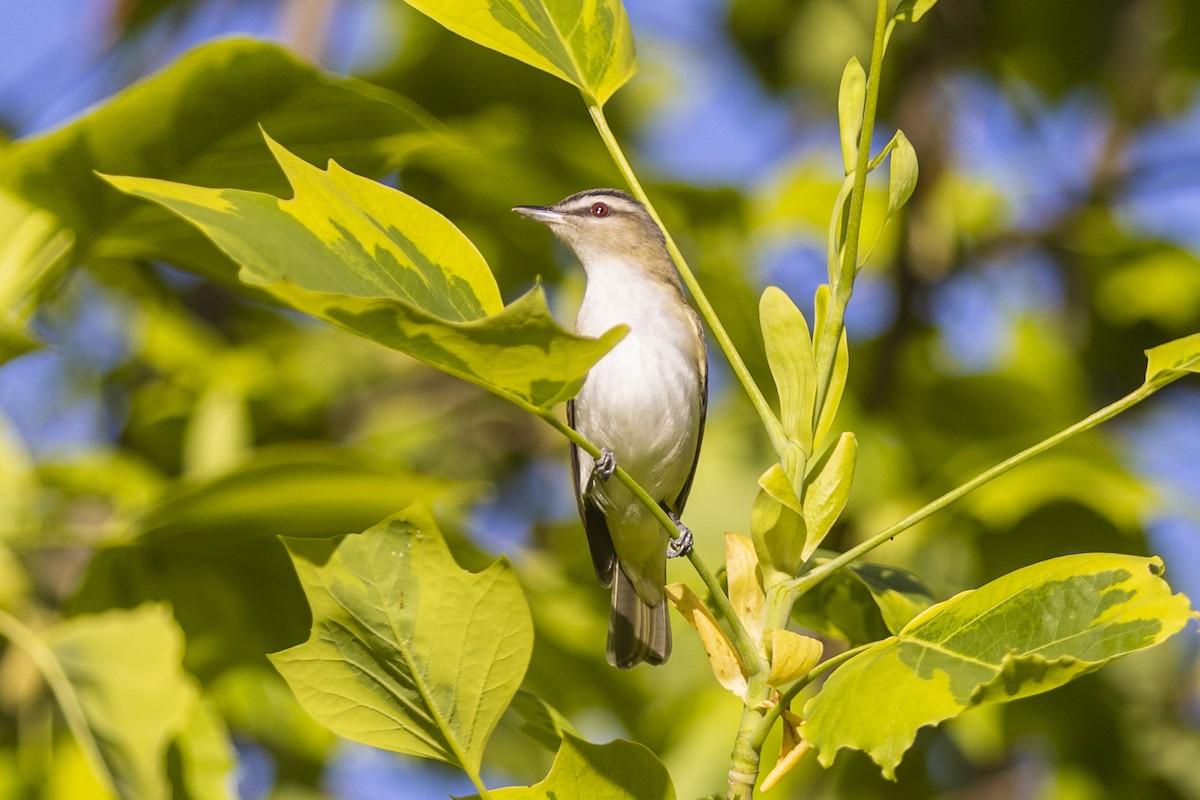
786 380 1166 601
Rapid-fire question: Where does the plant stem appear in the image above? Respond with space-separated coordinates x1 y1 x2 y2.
813 0 890 426
586 101 790 460
532 407 766 673
0 610 116 795
751 641 875 750
786 380 1164 601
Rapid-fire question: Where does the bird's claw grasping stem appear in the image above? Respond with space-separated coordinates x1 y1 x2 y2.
666 511 693 558
593 448 616 481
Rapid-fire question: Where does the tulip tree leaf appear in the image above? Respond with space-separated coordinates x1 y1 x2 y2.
106 136 624 408
812 284 849 447
1144 332 1200 386
760 286 816 455
893 0 939 23
403 0 638 105
886 131 919 218
0 38 449 294
792 559 936 645
802 432 857 560
40 605 229 800
838 57 866 175
269 504 533 773
803 553 1198 779
464 735 676 800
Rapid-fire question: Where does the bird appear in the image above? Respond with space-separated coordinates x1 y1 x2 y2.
513 189 707 668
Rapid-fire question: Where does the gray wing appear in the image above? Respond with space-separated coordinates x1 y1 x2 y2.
668 327 708 517
567 399 618 587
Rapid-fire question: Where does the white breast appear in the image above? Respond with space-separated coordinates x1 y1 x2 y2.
573 255 704 503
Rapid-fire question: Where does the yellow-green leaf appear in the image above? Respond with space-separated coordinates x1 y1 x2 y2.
893 0 939 23
106 135 624 408
726 533 765 644
664 583 747 699
269 504 533 772
765 629 823 687
41 606 220 800
467 735 676 800
760 286 816 455
803 553 1198 779
838 57 866 175
802 432 857 560
887 130 919 218
752 464 807 581
403 0 637 105
812 284 849 447
1144 332 1200 386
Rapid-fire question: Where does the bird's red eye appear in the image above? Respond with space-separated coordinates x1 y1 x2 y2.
590 202 610 218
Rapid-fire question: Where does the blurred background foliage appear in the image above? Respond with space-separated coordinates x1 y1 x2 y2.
1 0 1199 798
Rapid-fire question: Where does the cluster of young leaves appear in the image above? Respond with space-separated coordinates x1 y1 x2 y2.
3 0 1200 798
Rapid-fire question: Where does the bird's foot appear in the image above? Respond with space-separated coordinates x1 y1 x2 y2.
593 448 616 481
666 511 694 558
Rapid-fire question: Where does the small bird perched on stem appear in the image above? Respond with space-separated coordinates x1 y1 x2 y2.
514 189 707 668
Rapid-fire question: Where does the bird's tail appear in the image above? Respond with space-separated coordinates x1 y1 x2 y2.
607 564 670 668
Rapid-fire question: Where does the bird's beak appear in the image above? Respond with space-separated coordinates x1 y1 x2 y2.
512 204 564 224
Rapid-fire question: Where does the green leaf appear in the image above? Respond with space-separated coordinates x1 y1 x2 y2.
801 433 857 560
106 136 623 408
506 690 581 752
467 735 676 800
269 504 533 773
752 463 807 581
69 445 478 680
886 130 919 218
43 606 215 800
838 57 867 175
402 0 638 105
812 284 849 447
1144 332 1200 386
0 189 73 362
893 0 939 23
0 39 449 290
174 700 237 800
803 553 1198 779
760 286 816 454
792 560 936 645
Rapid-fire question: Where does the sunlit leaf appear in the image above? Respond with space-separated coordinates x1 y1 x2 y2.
1144 332 1200 386
174 700 236 800
506 690 581 752
726 533 765 644
802 433 857 560
791 559 935 645
43 606 214 800
760 286 816 455
269 504 533 772
753 462 811 582
812 284 849 447
753 463 807 580
0 190 73 362
803 554 1198 779
0 39 448 291
107 136 624 408
765 629 823 687
70 445 481 680
466 735 676 800
403 0 637 105
893 0 939 23
886 131 918 218
838 57 866 175
664 583 747 699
